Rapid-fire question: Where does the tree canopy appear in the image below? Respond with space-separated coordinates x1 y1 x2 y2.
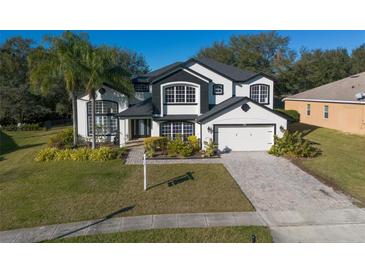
197 31 364 95
0 32 149 126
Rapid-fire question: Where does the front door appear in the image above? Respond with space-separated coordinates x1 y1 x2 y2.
131 119 151 139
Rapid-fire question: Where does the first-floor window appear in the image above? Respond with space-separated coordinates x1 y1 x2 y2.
323 105 329 119
250 84 269 104
160 121 194 140
88 115 118 135
306 104 311 116
87 100 118 136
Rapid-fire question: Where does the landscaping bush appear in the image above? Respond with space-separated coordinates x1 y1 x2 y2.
35 146 126 162
187 135 200 152
274 109 300 122
34 147 58 162
55 149 72 161
269 131 320 158
203 139 218 157
1 123 41 131
167 137 185 157
144 137 168 157
48 128 74 149
70 147 90 161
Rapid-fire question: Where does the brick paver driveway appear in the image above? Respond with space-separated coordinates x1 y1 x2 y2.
221 152 354 212
221 152 365 242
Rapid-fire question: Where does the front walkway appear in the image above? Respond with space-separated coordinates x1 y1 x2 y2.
0 212 264 243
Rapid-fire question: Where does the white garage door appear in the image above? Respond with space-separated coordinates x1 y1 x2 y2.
215 125 274 151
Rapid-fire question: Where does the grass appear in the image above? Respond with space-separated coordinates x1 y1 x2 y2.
0 128 253 231
289 123 365 207
47 226 272 243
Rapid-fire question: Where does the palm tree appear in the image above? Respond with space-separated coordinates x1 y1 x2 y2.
80 45 134 149
28 31 89 147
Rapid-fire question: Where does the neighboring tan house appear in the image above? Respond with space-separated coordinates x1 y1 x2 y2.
284 72 365 135
77 57 287 151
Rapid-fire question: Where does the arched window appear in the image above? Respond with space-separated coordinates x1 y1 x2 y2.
87 100 118 136
160 121 194 140
250 84 269 104
164 84 196 104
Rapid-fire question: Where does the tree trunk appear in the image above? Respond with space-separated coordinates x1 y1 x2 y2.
91 94 96 149
71 92 78 147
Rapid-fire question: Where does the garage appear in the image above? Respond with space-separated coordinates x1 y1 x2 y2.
214 124 274 151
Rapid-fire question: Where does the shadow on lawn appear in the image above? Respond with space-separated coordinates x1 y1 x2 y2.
148 172 194 190
0 130 44 157
50 205 135 241
288 122 320 137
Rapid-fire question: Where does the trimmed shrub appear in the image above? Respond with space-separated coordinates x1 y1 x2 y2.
34 147 58 162
274 109 300 122
70 147 90 161
187 135 200 152
34 146 126 162
167 136 195 158
269 131 320 158
55 149 72 161
48 128 74 149
89 147 116 161
144 136 168 157
203 139 218 157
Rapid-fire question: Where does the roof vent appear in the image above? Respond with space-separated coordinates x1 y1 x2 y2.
355 92 365 100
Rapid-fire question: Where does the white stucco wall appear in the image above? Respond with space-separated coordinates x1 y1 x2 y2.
187 63 233 105
200 101 287 145
235 76 274 109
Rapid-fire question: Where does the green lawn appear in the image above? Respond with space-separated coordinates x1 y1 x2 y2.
289 123 365 207
48 226 272 243
0 128 253 231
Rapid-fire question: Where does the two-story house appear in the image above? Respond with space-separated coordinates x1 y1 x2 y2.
77 57 287 151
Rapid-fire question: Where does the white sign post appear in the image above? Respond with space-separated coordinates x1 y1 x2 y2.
143 153 147 191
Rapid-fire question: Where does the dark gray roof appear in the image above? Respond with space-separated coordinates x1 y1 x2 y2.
133 62 182 83
193 57 258 82
153 115 198 121
197 97 246 122
284 71 365 103
133 57 271 84
197 96 288 122
116 98 152 118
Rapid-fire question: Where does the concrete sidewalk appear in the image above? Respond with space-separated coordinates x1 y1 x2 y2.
0 212 264 243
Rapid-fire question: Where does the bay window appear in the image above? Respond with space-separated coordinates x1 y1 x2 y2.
164 85 196 104
87 100 118 136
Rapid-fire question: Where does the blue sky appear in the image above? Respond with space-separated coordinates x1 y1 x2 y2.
1 30 365 70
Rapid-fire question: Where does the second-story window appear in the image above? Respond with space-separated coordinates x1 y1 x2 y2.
134 83 149 92
164 85 196 104
250 84 269 104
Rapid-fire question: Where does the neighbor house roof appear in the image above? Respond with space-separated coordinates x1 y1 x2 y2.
116 98 152 118
284 72 365 103
133 57 272 84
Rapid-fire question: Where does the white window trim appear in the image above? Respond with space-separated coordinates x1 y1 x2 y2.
250 84 269 104
306 104 311 116
160 121 194 139
160 82 200 117
323 105 329 119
